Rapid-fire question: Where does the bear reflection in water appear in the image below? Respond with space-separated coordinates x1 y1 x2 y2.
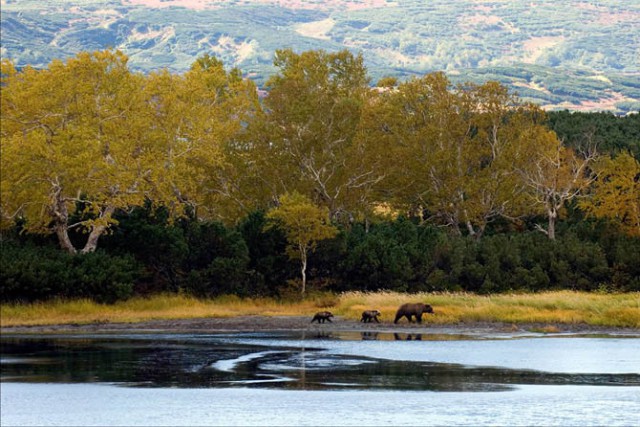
311 331 334 339
394 333 423 341
360 332 379 340
358 332 423 341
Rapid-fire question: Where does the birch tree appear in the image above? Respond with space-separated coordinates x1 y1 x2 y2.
379 74 538 237
143 54 259 222
520 133 598 239
0 51 256 254
1 51 153 253
460 83 545 237
250 49 385 223
265 192 338 297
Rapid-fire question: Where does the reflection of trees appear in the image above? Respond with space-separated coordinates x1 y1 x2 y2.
2 337 158 384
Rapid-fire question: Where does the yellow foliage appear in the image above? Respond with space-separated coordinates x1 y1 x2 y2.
0 50 259 253
580 152 640 236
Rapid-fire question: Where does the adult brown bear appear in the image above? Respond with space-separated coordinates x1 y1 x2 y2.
311 311 334 323
360 310 381 323
393 303 434 324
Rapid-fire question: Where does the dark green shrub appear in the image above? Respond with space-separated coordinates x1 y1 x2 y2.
180 220 255 297
336 220 416 292
610 237 640 291
0 242 141 303
69 252 140 303
1 243 70 302
101 204 188 293
237 210 293 296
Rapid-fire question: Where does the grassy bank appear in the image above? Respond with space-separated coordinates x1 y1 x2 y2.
1 291 639 329
338 291 640 328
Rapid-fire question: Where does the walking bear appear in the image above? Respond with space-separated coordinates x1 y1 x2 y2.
360 310 381 323
311 311 334 323
393 303 434 324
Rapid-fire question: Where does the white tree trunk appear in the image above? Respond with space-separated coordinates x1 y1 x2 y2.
55 223 77 254
548 208 557 240
80 205 116 254
300 246 307 297
50 185 77 254
81 224 107 254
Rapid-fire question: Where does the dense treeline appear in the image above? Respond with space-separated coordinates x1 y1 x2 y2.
548 110 640 160
1 49 639 302
2 208 639 303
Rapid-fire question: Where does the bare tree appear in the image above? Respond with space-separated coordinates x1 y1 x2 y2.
521 137 598 239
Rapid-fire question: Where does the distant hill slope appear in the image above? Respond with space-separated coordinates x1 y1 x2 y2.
2 0 639 113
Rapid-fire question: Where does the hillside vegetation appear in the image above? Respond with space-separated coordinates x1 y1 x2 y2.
1 0 639 112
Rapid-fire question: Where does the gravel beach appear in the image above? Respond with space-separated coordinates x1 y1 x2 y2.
2 316 638 337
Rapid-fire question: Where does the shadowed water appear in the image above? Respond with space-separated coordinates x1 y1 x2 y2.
2 331 639 426
2 331 639 390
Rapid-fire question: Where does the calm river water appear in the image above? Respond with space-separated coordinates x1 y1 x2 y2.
1 331 639 426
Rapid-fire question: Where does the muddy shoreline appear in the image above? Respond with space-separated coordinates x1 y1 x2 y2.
2 316 638 337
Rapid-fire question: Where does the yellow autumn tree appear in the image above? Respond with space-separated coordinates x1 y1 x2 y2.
1 51 154 253
265 192 338 297
0 50 256 254
375 73 541 237
249 49 385 223
142 54 259 222
580 152 640 236
370 72 465 227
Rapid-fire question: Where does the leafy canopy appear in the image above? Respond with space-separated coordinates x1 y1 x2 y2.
265 192 338 260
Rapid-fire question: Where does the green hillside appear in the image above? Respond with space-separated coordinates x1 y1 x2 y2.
1 0 639 112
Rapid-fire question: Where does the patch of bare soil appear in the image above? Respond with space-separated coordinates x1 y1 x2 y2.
2 316 638 337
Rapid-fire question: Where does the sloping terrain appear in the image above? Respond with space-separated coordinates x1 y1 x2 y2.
1 0 639 112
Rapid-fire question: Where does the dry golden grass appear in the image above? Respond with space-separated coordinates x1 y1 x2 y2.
334 290 640 328
0 293 335 327
1 290 638 328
